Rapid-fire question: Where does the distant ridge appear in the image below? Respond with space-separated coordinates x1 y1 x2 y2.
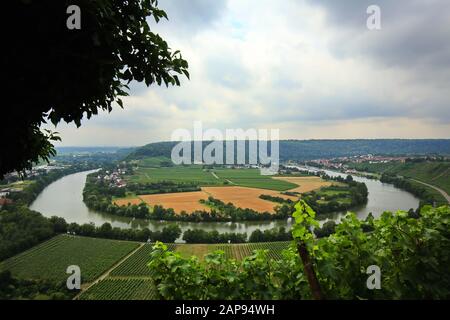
126 139 450 162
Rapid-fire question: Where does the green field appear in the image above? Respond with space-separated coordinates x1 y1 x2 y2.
127 165 224 185
212 168 297 191
125 157 298 191
0 235 139 283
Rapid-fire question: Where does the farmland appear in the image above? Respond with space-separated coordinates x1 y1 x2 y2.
212 168 297 191
78 279 157 300
114 185 297 214
202 186 296 212
126 165 223 185
272 176 337 193
138 191 211 213
125 159 298 191
112 159 322 214
110 243 176 277
0 235 139 283
0 234 293 300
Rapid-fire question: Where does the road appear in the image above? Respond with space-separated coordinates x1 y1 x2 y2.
412 179 450 204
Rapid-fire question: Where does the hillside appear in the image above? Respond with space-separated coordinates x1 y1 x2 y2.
126 139 450 162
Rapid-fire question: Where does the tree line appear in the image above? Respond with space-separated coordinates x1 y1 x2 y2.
0 205 181 261
182 226 293 244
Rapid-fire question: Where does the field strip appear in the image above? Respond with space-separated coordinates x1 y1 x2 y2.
411 179 450 204
74 243 145 300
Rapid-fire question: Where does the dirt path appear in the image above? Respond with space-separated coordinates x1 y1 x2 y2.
73 243 145 300
412 179 450 204
210 171 219 179
431 168 450 181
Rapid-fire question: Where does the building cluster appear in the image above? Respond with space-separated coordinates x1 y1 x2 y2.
3 163 67 181
97 168 127 188
308 154 408 170
0 187 16 208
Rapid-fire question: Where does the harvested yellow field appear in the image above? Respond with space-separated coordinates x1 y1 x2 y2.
114 186 297 214
113 197 145 206
138 191 210 214
272 176 332 193
202 186 297 213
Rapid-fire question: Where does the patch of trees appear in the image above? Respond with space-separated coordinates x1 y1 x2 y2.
183 229 247 244
0 207 55 261
64 221 181 243
248 227 292 242
0 270 73 300
0 206 181 261
259 194 294 204
281 191 300 197
183 227 293 244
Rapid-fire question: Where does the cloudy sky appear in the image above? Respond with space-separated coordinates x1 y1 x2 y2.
51 0 450 146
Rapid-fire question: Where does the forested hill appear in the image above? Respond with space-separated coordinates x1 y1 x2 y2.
125 139 450 162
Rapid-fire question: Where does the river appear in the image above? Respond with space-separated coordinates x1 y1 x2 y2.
29 168 420 239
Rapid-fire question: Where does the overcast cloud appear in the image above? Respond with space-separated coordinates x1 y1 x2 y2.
50 0 450 146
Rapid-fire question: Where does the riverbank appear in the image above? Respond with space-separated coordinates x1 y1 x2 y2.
29 168 420 238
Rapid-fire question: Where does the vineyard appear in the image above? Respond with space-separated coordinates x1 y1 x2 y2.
78 279 157 300
215 242 291 260
110 243 176 277
0 235 139 283
0 233 292 300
